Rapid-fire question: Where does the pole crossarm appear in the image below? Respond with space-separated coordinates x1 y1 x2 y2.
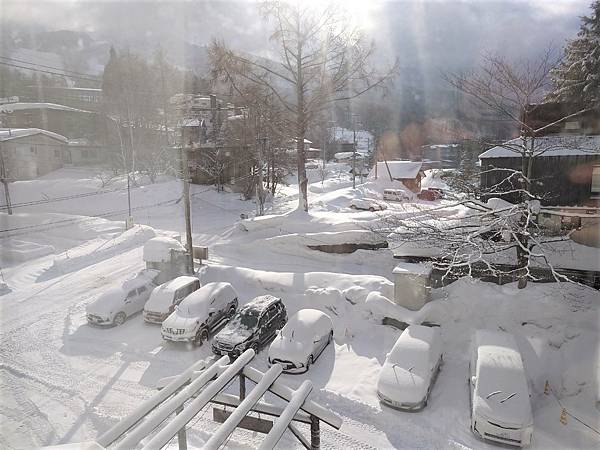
142 350 256 449
98 357 217 447
259 380 314 450
92 348 342 450
114 355 230 450
202 364 283 450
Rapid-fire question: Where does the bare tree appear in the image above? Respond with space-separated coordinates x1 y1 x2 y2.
377 51 592 289
210 0 396 211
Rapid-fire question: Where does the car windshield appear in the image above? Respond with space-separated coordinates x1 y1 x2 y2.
228 311 258 330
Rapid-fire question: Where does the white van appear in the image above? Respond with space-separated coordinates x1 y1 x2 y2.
383 189 411 202
143 276 201 324
161 282 238 346
469 330 533 447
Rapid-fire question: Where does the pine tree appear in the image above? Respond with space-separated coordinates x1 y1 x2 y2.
549 1 600 108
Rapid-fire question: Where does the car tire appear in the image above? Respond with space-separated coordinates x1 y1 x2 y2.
306 355 313 370
194 328 209 347
328 330 333 344
369 207 375 212
251 342 260 354
114 312 126 326
350 205 357 209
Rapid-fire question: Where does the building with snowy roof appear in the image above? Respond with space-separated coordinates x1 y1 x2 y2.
0 128 67 179
479 135 600 206
368 160 425 192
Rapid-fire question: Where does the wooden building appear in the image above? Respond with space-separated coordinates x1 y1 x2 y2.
479 135 600 206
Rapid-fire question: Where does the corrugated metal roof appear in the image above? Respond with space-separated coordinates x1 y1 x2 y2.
479 135 600 159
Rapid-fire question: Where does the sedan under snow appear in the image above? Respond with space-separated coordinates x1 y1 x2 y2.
268 309 334 373
377 324 443 411
349 198 387 211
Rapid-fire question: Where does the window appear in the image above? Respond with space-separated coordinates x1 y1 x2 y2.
592 166 600 198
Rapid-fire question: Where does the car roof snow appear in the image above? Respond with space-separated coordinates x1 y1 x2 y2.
241 295 281 313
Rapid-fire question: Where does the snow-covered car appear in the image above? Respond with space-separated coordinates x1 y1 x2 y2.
349 198 388 212
268 309 333 373
212 295 287 357
469 330 533 447
161 282 238 346
143 276 201 324
417 188 444 201
383 188 411 202
305 159 320 169
86 270 159 326
377 325 443 411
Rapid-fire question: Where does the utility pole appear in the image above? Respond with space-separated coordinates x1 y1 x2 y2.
180 134 194 274
0 143 13 215
352 127 356 189
0 113 13 215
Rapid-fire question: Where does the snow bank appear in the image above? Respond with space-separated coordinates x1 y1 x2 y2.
264 230 386 248
44 225 156 279
1 240 55 262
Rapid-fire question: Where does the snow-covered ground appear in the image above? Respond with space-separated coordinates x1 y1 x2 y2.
0 167 598 449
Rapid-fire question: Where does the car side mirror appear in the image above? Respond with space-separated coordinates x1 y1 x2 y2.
470 376 476 386
313 335 320 343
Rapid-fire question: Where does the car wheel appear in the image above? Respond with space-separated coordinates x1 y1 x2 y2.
114 312 126 326
306 355 314 370
369 207 375 212
194 328 209 346
251 342 260 354
350 205 357 209
227 306 236 319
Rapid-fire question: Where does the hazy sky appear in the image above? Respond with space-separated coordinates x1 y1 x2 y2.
0 0 592 70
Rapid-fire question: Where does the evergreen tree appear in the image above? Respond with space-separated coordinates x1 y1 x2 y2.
549 1 600 108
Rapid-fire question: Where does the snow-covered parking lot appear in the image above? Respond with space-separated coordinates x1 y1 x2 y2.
1 168 598 449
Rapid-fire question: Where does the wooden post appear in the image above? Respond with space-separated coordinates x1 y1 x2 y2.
239 373 246 400
176 405 187 450
310 415 320 450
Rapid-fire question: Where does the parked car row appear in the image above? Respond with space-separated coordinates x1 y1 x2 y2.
377 326 533 448
347 187 446 212
86 275 335 374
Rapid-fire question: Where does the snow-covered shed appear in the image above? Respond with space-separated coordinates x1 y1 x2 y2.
0 128 67 179
392 262 432 310
368 161 424 192
143 237 189 284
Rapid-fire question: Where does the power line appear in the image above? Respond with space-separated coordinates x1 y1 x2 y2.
0 61 101 83
0 55 102 80
0 185 131 211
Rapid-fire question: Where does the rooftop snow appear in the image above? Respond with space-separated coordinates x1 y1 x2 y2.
370 161 423 179
0 128 68 143
479 135 600 159
143 237 185 262
0 102 92 114
393 262 432 276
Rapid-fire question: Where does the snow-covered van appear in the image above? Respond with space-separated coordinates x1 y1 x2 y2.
86 269 159 326
377 325 443 410
143 276 201 324
383 188 411 202
470 330 533 447
161 282 238 346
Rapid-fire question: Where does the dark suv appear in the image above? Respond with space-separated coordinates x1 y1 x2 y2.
212 295 287 357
